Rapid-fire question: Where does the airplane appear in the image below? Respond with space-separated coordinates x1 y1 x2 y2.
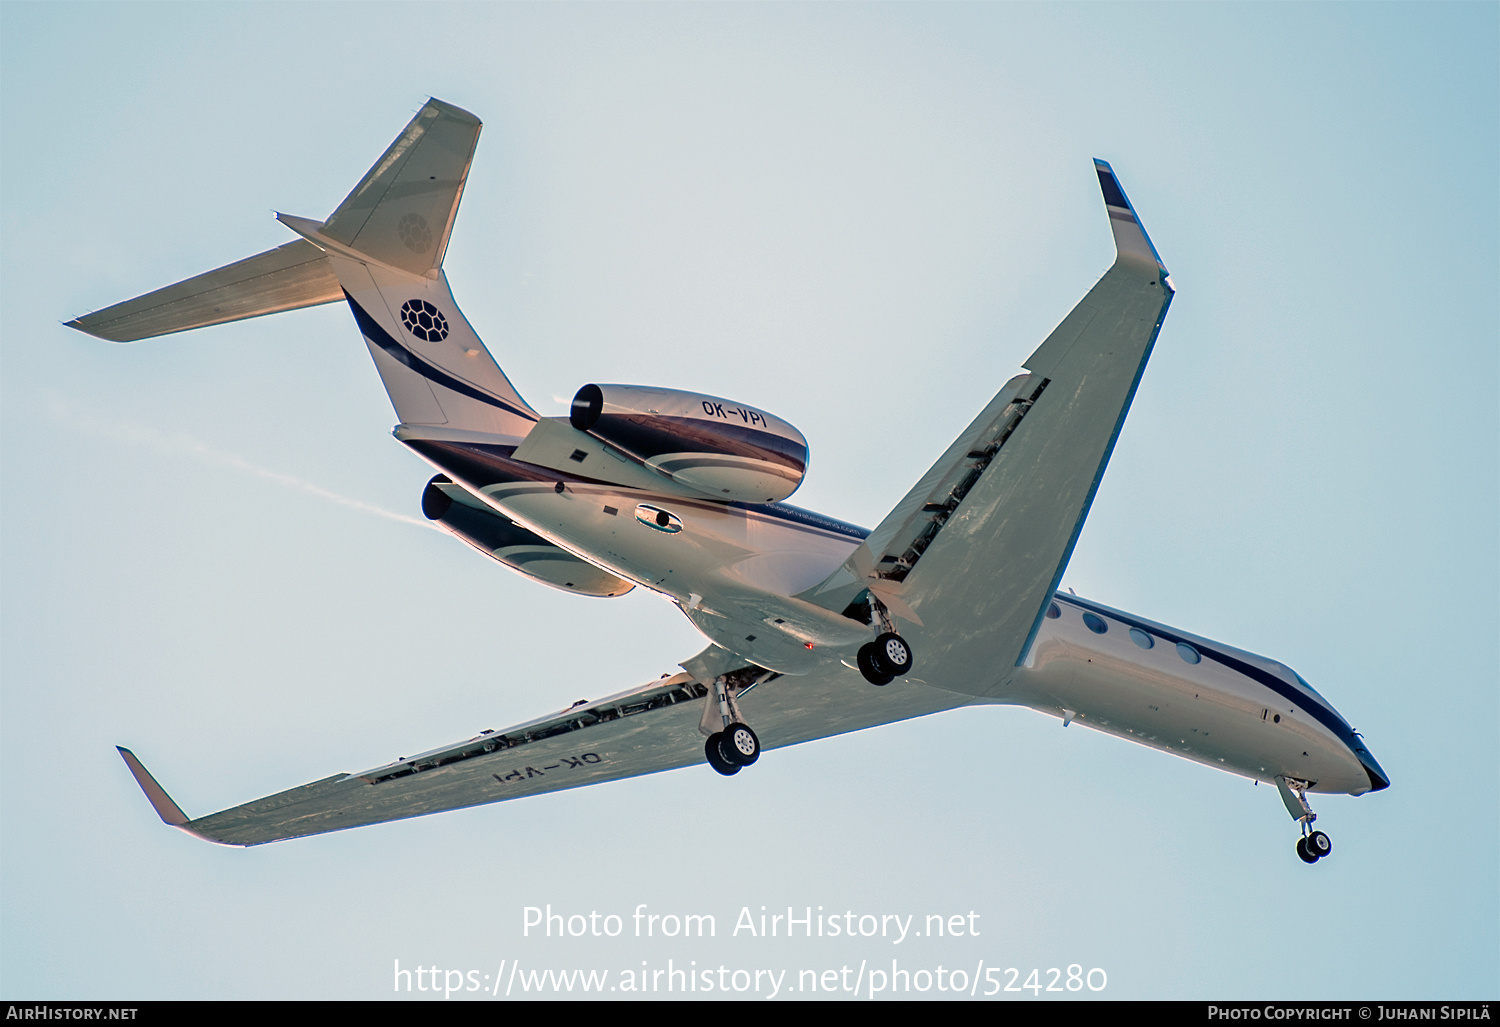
70 98 1388 863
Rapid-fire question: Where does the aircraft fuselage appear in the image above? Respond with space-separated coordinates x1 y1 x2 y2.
401 428 1388 800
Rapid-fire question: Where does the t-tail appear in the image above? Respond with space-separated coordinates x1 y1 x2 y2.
66 98 539 440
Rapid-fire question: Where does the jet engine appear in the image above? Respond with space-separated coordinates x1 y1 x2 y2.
421 476 635 597
569 384 808 503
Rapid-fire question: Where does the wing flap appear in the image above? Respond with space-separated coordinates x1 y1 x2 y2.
66 239 341 343
802 372 1041 613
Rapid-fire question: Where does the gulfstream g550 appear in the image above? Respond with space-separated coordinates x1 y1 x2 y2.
70 99 1387 861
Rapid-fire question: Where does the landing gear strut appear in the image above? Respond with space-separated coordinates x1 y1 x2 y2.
1276 775 1332 864
701 670 768 776
855 595 915 686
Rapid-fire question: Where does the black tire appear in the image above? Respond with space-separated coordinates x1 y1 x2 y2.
1307 831 1332 859
704 733 740 776
1296 837 1318 863
720 723 760 766
857 643 893 686
872 632 914 677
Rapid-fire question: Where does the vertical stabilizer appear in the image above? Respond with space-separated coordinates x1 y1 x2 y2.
67 99 540 438
321 98 481 279
277 100 539 437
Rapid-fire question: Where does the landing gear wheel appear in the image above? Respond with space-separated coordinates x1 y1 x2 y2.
1295 836 1319 863
704 733 740 776
719 723 760 766
1306 830 1332 859
857 643 894 686
872 632 913 677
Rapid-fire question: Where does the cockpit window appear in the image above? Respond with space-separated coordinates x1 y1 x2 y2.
1291 670 1329 703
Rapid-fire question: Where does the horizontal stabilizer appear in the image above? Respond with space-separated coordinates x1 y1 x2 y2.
66 240 341 343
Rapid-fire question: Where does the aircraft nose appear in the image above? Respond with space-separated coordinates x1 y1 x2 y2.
1349 735 1390 792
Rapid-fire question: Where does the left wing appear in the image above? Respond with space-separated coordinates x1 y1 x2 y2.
121 657 965 845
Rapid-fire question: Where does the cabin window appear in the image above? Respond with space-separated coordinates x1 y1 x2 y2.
1176 642 1201 664
635 504 683 534
1082 613 1107 634
1129 628 1154 649
1046 602 1061 619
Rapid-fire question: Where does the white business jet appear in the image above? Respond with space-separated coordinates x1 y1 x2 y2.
70 99 1387 862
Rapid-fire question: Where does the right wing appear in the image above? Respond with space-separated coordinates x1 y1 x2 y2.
805 160 1174 697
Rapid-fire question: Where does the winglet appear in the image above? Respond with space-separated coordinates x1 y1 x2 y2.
1094 159 1170 279
117 746 190 827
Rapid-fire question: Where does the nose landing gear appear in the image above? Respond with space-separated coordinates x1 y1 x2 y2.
1276 775 1333 864
1296 830 1333 864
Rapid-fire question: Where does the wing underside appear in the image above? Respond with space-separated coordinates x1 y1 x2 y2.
123 660 965 846
807 161 1173 698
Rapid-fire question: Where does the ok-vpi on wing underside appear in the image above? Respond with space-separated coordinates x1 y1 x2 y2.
73 99 1387 861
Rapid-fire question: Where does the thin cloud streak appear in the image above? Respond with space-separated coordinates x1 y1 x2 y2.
43 393 442 532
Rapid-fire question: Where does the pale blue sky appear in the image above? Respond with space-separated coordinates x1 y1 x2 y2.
2 2 1495 999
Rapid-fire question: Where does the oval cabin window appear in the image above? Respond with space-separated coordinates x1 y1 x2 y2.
635 504 682 534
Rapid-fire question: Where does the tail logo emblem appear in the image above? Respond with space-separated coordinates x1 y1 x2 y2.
400 299 449 342
397 212 433 253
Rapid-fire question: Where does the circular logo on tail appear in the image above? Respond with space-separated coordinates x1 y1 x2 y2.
397 212 432 253
400 299 449 342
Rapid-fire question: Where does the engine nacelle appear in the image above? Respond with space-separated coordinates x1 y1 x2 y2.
422 477 635 597
570 384 808 503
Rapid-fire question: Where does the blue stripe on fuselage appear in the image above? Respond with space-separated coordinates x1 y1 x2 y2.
1055 593 1389 791
345 292 537 423
1053 594 1369 765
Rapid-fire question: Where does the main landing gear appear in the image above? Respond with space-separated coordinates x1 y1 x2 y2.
705 723 760 776
1276 775 1333 865
856 596 915 686
702 670 768 777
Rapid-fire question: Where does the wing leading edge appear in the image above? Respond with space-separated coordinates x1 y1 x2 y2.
806 161 1173 698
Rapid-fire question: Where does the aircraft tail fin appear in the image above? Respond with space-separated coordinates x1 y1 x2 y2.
319 98 480 279
67 99 539 437
267 97 537 435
